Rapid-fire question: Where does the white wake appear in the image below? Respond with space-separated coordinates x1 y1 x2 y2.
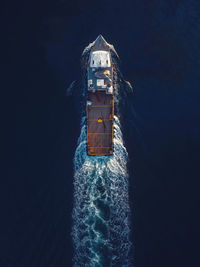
72 116 132 266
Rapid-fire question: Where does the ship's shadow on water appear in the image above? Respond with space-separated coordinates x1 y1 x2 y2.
72 116 132 266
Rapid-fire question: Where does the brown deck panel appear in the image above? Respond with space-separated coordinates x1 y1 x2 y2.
87 120 112 133
87 107 112 120
87 91 114 155
88 133 112 147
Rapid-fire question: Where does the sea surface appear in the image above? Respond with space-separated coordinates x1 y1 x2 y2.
3 0 200 266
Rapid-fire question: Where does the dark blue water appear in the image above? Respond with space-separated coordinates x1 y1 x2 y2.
3 0 200 266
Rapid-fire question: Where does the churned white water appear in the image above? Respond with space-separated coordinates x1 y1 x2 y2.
72 116 132 266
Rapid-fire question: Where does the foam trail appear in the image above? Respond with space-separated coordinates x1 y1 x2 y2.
72 116 132 266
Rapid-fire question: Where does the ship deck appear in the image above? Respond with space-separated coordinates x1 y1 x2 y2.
87 91 114 155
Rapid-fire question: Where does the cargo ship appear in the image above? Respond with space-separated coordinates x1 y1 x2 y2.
86 35 114 156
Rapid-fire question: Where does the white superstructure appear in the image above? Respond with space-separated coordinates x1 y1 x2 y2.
90 51 111 68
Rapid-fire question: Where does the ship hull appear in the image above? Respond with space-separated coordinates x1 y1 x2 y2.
86 35 114 156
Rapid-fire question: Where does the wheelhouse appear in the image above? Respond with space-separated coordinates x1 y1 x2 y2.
90 51 111 68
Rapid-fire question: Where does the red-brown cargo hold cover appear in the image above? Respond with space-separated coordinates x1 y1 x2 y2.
87 91 114 155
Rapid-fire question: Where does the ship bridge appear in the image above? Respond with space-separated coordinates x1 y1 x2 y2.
90 51 111 68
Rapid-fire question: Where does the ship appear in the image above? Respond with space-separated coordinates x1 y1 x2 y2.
86 35 114 156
